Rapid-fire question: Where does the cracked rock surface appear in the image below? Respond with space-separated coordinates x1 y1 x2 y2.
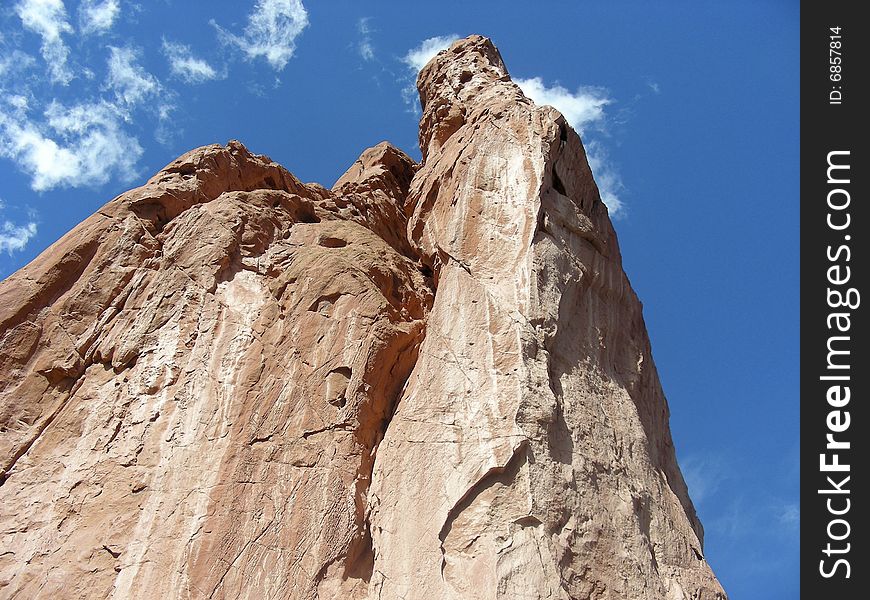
0 35 726 599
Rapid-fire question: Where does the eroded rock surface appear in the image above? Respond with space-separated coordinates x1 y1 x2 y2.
0 35 726 599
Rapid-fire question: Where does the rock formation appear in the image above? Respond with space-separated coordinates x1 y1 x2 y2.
0 35 726 599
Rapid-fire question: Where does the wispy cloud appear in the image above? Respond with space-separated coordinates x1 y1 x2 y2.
357 17 374 61
0 98 142 191
680 448 799 578
105 46 160 107
778 503 799 528
0 220 38 254
213 0 309 70
515 77 624 215
1 20 151 192
400 34 459 113
104 47 176 143
402 34 459 73
0 197 37 255
14 0 74 85
679 453 732 507
162 40 221 84
0 50 38 79
584 140 625 216
78 0 119 35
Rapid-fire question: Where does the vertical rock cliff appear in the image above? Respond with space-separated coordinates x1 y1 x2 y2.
0 35 726 599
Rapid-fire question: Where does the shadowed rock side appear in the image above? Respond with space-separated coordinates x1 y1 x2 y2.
0 35 725 600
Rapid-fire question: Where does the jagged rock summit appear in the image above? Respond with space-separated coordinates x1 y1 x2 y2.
0 35 726 599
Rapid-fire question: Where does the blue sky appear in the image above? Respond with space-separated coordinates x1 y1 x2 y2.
0 1 799 597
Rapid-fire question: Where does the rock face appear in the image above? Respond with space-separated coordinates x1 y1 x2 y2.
0 36 726 599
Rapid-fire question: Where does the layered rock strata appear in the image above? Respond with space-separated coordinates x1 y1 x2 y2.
0 35 726 599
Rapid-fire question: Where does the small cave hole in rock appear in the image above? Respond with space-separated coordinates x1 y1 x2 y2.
299 211 320 224
172 163 196 176
325 367 352 408
319 237 347 248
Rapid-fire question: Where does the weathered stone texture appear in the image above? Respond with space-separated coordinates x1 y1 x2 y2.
0 35 725 600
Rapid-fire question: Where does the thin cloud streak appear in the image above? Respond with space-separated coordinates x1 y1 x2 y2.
357 17 374 61
163 40 221 84
14 0 74 85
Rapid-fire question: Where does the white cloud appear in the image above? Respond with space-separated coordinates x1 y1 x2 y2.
1 6 175 193
6 95 30 113
214 0 309 70
516 77 624 215
0 220 37 254
104 47 174 139
397 39 626 215
515 77 610 135
402 34 459 72
0 197 38 255
357 17 374 61
79 0 120 35
400 34 459 114
162 40 220 84
0 99 142 191
14 0 74 85
105 46 159 106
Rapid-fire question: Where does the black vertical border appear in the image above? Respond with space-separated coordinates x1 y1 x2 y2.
801 2 868 597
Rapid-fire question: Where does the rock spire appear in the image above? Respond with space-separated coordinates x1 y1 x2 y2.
0 35 726 599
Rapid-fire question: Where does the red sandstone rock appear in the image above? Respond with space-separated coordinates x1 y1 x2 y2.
0 35 726 600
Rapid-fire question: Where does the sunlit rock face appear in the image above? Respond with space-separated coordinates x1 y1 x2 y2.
0 35 725 600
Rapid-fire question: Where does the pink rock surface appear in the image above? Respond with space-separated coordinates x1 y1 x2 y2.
0 35 725 600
